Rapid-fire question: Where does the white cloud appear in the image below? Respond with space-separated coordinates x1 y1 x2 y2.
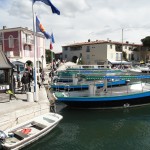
0 0 150 53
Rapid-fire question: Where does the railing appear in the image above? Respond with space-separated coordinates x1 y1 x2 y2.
22 38 33 45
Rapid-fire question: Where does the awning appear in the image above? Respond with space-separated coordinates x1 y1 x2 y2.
108 60 132 65
0 50 13 69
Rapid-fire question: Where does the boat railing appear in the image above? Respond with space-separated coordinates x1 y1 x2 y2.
94 81 150 97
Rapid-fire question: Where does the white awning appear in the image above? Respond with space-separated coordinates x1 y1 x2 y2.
108 60 132 65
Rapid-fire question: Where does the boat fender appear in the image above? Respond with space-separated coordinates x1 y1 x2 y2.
126 80 130 84
0 130 6 142
123 103 130 108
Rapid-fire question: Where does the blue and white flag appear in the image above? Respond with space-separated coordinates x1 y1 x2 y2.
51 33 55 43
33 0 60 15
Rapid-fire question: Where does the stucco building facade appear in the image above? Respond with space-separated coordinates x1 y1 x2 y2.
62 39 148 65
0 26 46 70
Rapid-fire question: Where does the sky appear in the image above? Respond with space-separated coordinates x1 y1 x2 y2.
1 0 150 53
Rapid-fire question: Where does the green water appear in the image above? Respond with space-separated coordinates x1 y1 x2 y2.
24 103 150 150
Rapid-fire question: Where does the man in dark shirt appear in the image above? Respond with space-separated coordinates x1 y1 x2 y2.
21 72 29 92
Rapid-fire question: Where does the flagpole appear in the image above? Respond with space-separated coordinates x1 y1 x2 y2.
51 48 53 84
32 2 38 102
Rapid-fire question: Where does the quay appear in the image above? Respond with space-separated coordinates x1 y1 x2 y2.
0 71 52 131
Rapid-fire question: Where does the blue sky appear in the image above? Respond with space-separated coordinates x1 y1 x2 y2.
0 0 150 53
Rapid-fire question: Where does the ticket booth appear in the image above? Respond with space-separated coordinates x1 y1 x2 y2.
0 50 14 102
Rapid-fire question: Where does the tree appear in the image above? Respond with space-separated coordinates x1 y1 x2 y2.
141 36 150 63
45 49 55 63
141 36 150 47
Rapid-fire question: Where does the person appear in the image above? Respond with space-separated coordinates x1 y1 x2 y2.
50 100 56 112
12 75 16 94
49 69 54 82
37 76 41 89
28 70 33 92
6 89 18 100
21 72 29 92
16 71 21 88
39 67 42 73
40 70 45 83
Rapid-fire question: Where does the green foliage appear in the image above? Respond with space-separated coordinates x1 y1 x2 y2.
46 49 55 63
141 36 150 47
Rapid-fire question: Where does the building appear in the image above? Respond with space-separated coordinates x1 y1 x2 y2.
62 39 147 65
0 49 14 96
0 26 46 71
55 52 62 61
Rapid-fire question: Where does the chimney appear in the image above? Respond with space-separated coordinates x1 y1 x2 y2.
126 41 129 44
3 26 6 29
88 39 91 42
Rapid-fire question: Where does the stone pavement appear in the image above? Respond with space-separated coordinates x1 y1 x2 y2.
0 68 52 130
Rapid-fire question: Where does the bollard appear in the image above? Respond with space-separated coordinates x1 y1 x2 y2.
26 92 34 102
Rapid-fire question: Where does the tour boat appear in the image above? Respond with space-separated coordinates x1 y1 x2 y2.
53 75 150 109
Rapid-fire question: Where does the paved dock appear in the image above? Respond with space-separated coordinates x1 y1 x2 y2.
0 69 52 131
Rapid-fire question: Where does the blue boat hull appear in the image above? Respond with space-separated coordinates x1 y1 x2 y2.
55 91 150 108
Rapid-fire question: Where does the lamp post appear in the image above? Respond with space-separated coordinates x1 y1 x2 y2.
41 55 44 71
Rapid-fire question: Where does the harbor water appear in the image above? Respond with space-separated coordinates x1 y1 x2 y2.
23 102 150 150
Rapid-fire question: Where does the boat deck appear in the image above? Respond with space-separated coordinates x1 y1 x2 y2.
62 82 150 97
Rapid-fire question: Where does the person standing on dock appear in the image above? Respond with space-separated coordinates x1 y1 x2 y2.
21 72 29 92
16 71 21 89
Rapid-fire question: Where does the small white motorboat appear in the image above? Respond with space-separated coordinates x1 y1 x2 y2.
0 112 63 150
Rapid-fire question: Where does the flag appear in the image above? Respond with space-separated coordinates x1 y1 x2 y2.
50 42 53 50
51 33 55 43
50 32 55 50
33 0 60 15
36 16 51 39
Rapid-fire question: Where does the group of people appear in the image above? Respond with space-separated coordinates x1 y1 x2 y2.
16 70 33 93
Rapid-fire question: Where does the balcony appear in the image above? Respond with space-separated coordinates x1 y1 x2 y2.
7 51 14 57
22 38 34 45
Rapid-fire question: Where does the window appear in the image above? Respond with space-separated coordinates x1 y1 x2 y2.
128 54 131 60
25 45 30 50
86 46 90 52
0 32 2 45
110 44 112 49
65 54 67 58
70 46 82 51
9 35 14 48
116 53 118 60
80 53 82 58
63 47 68 51
87 55 90 59
0 70 7 84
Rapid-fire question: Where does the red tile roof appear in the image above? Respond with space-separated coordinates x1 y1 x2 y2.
63 40 142 47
